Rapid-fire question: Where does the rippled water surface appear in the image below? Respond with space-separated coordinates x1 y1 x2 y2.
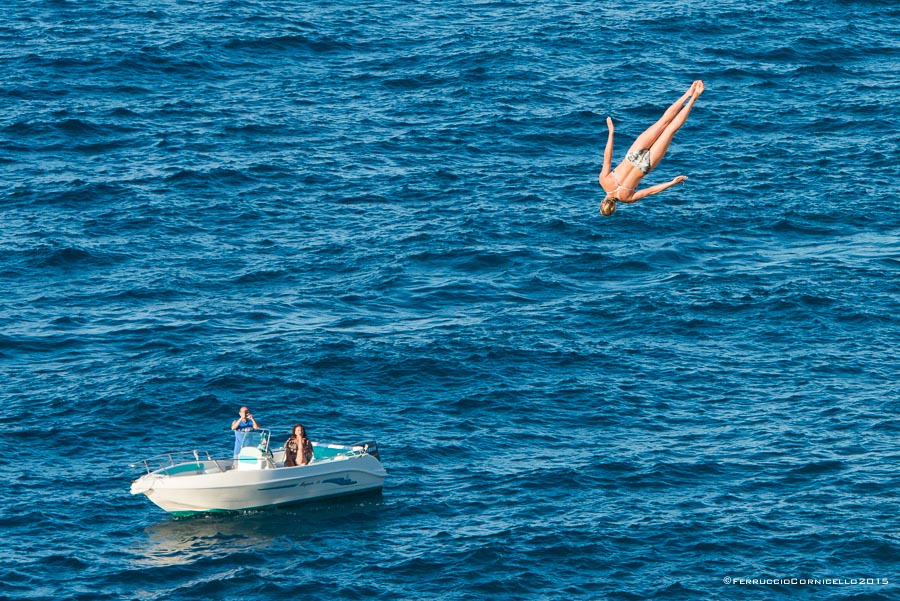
2 0 899 599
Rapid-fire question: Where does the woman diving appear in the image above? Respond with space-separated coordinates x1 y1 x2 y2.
599 80 704 216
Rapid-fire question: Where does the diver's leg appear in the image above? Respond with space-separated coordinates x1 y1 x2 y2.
627 82 697 153
646 85 702 168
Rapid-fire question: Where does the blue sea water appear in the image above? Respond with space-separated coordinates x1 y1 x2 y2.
2 0 899 599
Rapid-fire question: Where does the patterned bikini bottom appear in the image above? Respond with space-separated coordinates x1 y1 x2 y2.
625 148 652 174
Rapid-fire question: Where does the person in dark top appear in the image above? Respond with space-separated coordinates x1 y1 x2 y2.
284 423 313 467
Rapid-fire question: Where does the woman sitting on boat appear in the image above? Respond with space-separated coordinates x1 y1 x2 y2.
284 424 313 467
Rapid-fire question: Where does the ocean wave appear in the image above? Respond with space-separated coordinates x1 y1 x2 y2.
223 33 354 55
164 167 259 187
27 243 131 269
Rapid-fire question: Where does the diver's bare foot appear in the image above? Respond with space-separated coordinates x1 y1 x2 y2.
692 80 705 98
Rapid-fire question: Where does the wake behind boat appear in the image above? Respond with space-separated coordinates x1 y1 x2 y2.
130 429 386 516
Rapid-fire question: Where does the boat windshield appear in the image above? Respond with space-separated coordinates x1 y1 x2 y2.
239 429 271 454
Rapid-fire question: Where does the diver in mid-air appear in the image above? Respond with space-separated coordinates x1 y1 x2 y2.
598 80 704 216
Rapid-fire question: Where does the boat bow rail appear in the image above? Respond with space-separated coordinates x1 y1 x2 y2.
133 429 274 475
131 450 232 475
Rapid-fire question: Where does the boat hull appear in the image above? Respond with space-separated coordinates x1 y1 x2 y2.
131 454 386 515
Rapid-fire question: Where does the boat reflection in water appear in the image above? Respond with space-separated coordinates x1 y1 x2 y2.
130 430 387 516
134 492 386 568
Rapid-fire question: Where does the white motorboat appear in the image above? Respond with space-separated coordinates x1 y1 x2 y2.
130 429 386 516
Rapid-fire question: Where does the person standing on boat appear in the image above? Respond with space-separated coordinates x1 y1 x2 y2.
284 424 313 467
231 406 260 458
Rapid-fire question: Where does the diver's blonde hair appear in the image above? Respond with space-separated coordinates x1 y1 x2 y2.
600 195 617 216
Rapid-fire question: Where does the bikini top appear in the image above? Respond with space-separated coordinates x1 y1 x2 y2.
612 171 636 199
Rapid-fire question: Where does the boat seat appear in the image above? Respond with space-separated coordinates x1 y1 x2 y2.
236 446 264 470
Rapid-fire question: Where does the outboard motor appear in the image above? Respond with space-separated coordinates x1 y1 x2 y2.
356 440 380 460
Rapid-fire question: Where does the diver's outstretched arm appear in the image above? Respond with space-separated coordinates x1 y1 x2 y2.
628 176 688 202
599 116 615 184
